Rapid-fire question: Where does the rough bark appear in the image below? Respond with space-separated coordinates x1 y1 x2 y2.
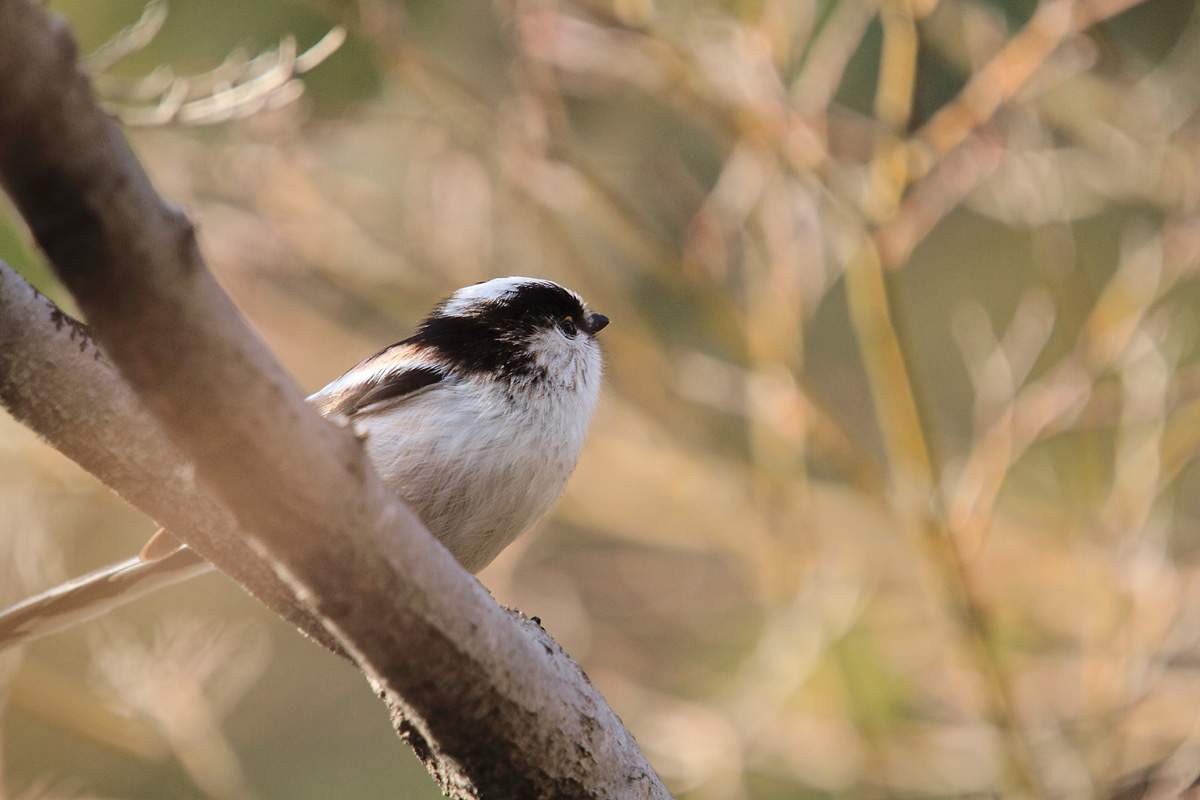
0 1 670 797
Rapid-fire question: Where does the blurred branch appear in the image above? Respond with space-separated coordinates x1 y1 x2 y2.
913 0 1149 180
945 217 1185 549
837 242 1040 799
85 0 168 73
87 1 346 127
792 0 883 117
93 617 271 800
115 28 345 126
395 9 679 266
876 130 1007 268
0 2 670 798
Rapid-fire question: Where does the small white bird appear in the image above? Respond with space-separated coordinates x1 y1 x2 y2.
0 277 608 649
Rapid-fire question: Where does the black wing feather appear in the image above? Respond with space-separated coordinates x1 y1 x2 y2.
318 365 445 417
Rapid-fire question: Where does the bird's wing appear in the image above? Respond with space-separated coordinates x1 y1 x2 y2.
309 363 446 418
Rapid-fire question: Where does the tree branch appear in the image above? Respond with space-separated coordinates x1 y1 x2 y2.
0 261 347 655
0 1 669 797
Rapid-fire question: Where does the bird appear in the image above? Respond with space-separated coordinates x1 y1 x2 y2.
0 276 609 650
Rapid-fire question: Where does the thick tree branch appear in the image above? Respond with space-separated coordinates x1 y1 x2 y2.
0 2 669 798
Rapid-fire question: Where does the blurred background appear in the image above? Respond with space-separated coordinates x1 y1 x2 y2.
3 0 1200 797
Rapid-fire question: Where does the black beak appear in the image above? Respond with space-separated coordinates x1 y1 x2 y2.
589 313 610 334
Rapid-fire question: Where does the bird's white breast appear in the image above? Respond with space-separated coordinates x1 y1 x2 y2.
351 363 599 572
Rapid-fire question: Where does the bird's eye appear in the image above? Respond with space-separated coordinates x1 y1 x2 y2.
559 317 578 336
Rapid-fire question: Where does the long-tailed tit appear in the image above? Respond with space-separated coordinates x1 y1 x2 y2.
0 277 608 649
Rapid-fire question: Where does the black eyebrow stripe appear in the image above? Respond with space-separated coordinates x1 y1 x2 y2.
325 365 446 417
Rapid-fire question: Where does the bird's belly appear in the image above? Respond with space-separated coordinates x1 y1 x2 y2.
357 400 578 572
